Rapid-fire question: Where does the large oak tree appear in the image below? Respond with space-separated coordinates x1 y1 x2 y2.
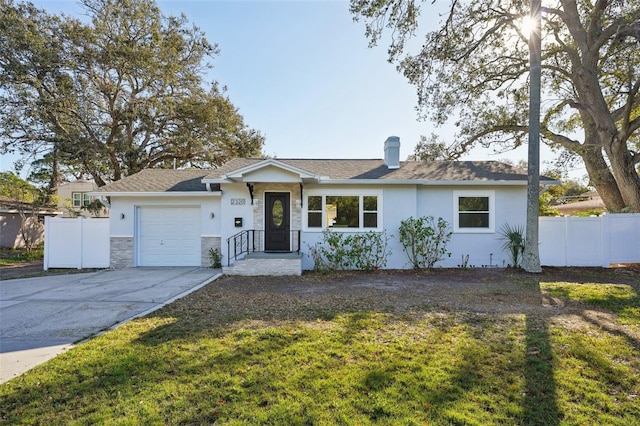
351 0 640 212
0 0 264 188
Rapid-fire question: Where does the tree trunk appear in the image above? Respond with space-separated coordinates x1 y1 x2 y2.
580 145 626 211
522 0 542 273
604 140 640 211
45 145 60 205
572 108 627 211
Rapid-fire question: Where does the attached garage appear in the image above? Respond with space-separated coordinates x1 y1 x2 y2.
137 206 201 266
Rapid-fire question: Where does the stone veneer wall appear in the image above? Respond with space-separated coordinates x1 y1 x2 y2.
110 236 134 269
252 183 303 232
201 236 222 267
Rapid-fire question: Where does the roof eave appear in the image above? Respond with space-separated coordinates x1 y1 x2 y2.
0 209 62 214
316 178 546 185
201 177 234 184
89 191 221 197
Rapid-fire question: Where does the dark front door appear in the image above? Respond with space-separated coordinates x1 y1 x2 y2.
265 192 290 252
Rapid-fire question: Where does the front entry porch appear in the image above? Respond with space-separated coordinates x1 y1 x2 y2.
224 229 302 276
223 251 303 276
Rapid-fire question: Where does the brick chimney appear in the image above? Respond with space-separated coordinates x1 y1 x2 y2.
384 136 400 169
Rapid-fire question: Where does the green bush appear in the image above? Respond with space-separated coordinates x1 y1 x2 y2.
308 229 391 272
398 216 452 269
498 223 525 268
208 248 223 268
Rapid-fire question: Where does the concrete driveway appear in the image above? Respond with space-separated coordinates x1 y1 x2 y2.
0 267 221 384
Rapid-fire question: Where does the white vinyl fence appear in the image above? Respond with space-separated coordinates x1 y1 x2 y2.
42 214 640 270
44 216 110 270
539 214 640 267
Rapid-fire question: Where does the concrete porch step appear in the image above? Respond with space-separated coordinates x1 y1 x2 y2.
223 252 302 276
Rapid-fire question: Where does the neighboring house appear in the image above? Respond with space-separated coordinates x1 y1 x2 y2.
0 196 61 249
554 191 605 216
56 179 109 218
93 137 557 274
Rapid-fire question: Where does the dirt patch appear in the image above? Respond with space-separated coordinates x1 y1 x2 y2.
0 261 100 281
159 267 640 336
0 261 45 280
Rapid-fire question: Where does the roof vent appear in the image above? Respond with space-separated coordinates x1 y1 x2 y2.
384 136 401 169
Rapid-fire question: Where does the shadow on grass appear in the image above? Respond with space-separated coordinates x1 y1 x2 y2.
2 268 639 424
543 277 640 350
523 314 560 425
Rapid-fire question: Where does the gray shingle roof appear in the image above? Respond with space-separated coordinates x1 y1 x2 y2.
93 160 555 194
94 169 214 193
206 158 551 182
0 196 61 213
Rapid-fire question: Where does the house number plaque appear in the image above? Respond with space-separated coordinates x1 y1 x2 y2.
230 198 246 205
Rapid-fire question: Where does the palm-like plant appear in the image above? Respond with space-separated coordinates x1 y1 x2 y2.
499 224 526 268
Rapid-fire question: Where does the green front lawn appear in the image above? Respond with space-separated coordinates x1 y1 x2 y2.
1 272 638 425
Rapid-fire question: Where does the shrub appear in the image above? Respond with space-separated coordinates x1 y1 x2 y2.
398 216 452 269
498 223 525 268
307 229 391 272
208 248 223 268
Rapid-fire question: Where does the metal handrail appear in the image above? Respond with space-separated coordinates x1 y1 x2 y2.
226 229 301 266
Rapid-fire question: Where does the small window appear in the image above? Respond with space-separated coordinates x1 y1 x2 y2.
72 192 82 208
271 199 284 226
308 196 322 228
72 192 91 208
454 191 494 233
363 196 378 228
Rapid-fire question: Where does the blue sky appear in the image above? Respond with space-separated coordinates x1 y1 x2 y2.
3 0 565 178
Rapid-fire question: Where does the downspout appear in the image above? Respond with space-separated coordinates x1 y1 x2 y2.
98 195 111 209
299 183 304 208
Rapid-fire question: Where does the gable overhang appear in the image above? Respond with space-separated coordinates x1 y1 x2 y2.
203 159 320 184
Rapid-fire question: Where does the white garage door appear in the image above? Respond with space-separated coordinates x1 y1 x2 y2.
138 206 201 266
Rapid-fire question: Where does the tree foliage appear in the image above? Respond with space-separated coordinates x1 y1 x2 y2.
409 133 450 160
0 172 46 204
0 171 49 250
351 0 640 211
0 0 264 188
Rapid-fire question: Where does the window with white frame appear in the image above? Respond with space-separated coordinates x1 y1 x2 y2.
306 194 380 230
72 192 91 208
453 190 495 233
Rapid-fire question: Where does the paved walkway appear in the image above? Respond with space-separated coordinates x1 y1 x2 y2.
0 267 221 384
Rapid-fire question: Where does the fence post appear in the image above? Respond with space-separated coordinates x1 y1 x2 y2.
563 216 569 267
601 214 610 267
43 216 50 271
76 216 84 269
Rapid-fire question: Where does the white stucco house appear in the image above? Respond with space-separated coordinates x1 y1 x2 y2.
92 137 556 274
